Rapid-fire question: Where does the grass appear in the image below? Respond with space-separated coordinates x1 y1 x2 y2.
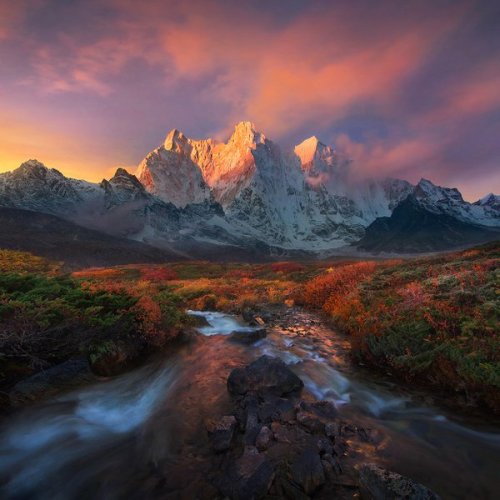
0 244 498 413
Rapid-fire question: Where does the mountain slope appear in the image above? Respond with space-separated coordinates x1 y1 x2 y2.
0 207 184 268
356 195 500 253
0 124 498 255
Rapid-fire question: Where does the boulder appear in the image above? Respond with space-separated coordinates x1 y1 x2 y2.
243 395 262 445
258 396 296 424
227 355 303 397
296 400 338 434
9 358 96 406
359 464 441 500
207 415 237 452
291 448 326 495
88 340 141 376
229 328 267 344
256 426 272 451
217 446 275 499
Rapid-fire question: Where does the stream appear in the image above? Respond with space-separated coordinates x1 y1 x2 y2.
0 308 499 499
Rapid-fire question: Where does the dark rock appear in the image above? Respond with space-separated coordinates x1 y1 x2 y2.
207 415 237 452
296 400 338 434
243 395 262 445
258 396 296 424
189 314 211 327
9 358 96 406
229 328 267 344
271 472 309 500
359 464 441 500
227 355 303 397
325 422 338 439
291 448 326 495
296 410 325 434
317 436 333 456
299 400 338 420
218 446 275 500
271 422 292 444
256 426 272 451
88 340 141 376
242 308 255 323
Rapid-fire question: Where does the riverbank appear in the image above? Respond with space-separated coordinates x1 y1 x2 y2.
1 307 498 499
2 243 498 418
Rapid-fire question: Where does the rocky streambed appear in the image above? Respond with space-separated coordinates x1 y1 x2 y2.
0 308 498 499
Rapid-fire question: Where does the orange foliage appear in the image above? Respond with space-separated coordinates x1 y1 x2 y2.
302 262 377 308
140 266 178 282
270 262 306 274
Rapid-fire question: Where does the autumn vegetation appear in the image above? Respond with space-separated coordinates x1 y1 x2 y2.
299 243 500 412
0 243 498 412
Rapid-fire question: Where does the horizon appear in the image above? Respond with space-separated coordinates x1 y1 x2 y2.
1 0 499 201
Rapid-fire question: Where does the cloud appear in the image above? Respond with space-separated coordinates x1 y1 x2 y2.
0 0 499 200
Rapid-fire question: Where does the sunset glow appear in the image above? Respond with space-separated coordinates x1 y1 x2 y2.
1 0 499 199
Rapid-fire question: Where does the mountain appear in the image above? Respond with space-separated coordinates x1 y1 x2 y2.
0 123 498 256
474 193 500 211
357 192 500 253
136 122 414 249
413 179 499 226
0 207 184 268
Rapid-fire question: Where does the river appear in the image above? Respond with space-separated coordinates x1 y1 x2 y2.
0 308 498 499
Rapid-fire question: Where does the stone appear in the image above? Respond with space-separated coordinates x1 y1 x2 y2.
358 464 441 500
217 446 275 499
291 448 326 495
229 328 267 344
206 415 237 452
227 355 303 397
296 410 325 434
9 358 96 406
258 396 295 424
256 426 272 451
243 395 261 446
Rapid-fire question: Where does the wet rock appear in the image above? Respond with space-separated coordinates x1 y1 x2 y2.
291 448 326 495
206 415 237 452
299 400 338 420
317 436 333 456
296 410 325 434
359 464 441 500
229 328 267 344
258 396 295 424
227 355 303 397
243 395 261 445
325 422 339 439
271 422 292 443
242 308 255 323
295 400 339 435
256 426 272 451
189 314 211 327
88 340 141 376
218 446 274 500
271 472 309 500
9 358 96 406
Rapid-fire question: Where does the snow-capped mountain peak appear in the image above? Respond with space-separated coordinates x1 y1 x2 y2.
415 178 464 203
163 128 191 152
475 193 500 210
228 121 266 147
412 178 498 226
1 124 498 255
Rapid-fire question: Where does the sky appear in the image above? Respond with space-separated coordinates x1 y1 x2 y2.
0 0 499 200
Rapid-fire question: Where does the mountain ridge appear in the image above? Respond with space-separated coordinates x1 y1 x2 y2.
0 122 498 255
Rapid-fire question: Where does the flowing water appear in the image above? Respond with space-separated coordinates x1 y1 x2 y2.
0 309 499 499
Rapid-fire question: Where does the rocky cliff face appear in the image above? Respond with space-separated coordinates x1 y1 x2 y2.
0 124 498 254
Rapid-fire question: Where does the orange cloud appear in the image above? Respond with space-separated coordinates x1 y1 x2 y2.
335 133 444 181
